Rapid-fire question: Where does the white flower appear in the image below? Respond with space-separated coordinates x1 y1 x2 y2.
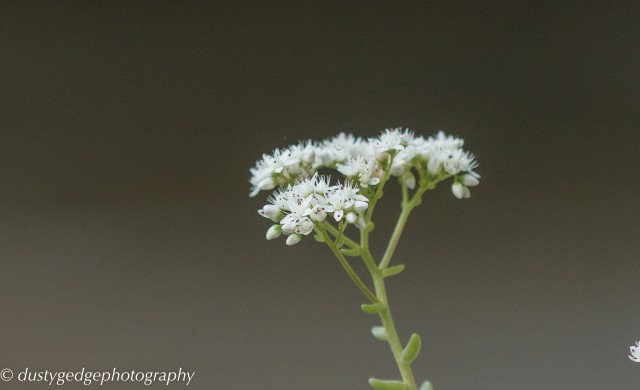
249 141 324 197
390 145 418 176
430 130 464 150
336 156 381 187
288 141 317 165
316 132 366 167
257 174 370 244
371 128 414 153
294 216 315 235
249 159 275 196
629 341 640 362
249 149 298 197
308 173 335 193
253 127 480 244
414 131 466 175
324 182 369 223
443 149 478 176
306 204 327 222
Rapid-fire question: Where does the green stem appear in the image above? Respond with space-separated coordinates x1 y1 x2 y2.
357 174 419 389
323 221 359 250
379 175 448 270
325 166 449 389
317 226 379 303
365 155 393 222
372 273 418 390
378 187 423 270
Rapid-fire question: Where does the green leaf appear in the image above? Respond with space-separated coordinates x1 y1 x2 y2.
400 333 421 365
368 378 408 390
419 381 433 390
313 234 325 243
361 302 386 314
341 248 362 257
371 326 388 341
382 264 405 278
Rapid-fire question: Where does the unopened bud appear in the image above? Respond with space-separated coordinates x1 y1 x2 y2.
258 205 282 222
354 201 368 213
402 172 416 190
461 173 480 187
286 234 302 246
266 225 282 240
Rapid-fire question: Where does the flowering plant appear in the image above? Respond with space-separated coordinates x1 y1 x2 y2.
250 128 479 390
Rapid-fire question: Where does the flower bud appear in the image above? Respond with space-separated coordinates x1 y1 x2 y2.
390 163 405 177
286 234 302 246
258 205 282 222
354 201 368 213
451 182 470 199
401 172 416 190
266 225 282 240
419 381 433 390
461 173 480 187
296 217 314 235
451 182 464 199
345 212 357 224
427 158 441 174
281 222 296 235
257 177 275 191
307 205 327 222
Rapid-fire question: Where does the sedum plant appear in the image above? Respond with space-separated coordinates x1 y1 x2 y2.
250 128 479 390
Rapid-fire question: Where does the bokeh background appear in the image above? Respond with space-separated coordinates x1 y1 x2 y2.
2 2 639 389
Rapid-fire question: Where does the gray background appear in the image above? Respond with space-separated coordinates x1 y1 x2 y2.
1 2 639 389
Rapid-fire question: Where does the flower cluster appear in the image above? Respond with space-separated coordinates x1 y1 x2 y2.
251 128 480 244
258 174 369 245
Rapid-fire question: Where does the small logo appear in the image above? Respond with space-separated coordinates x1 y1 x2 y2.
0 368 13 381
629 341 640 362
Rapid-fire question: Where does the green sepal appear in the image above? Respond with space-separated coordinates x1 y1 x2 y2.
368 378 408 390
400 333 421 365
341 248 362 257
371 326 388 341
361 302 386 314
382 264 405 278
419 381 433 390
313 234 325 243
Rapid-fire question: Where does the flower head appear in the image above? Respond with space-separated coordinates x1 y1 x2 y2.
252 127 480 244
630 341 640 362
257 174 369 245
371 128 414 153
336 155 382 188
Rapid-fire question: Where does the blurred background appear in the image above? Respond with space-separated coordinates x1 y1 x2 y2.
1 2 639 389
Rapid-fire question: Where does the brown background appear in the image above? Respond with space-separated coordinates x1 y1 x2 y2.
1 2 639 389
